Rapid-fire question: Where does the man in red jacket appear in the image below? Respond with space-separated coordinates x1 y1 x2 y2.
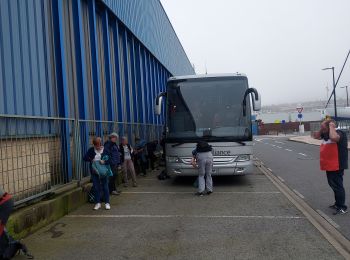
0 188 14 237
314 119 348 215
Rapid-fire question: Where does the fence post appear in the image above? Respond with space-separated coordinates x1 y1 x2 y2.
73 119 83 181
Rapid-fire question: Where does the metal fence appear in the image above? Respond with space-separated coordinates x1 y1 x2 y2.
0 115 163 205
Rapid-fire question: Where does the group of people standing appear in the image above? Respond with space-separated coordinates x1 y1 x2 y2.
83 133 156 210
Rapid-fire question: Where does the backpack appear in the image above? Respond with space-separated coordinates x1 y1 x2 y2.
0 230 33 260
157 170 170 180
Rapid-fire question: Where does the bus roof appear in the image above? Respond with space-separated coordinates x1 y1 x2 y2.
168 73 247 82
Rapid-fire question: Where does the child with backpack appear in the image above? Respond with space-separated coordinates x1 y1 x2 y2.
191 141 214 196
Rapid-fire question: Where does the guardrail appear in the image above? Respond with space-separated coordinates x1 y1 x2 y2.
0 115 163 205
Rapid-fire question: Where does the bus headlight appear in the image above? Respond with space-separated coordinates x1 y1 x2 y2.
166 156 180 163
236 155 251 162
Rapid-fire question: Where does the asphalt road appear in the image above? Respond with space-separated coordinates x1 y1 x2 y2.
254 136 350 239
19 168 343 260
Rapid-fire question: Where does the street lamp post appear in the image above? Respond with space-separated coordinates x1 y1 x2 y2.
341 86 349 107
323 67 337 120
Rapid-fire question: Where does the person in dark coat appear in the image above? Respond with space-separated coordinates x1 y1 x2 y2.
134 137 148 176
103 133 121 196
83 137 111 210
147 140 158 171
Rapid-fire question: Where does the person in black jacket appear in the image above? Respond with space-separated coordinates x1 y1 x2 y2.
134 137 148 176
191 141 214 196
147 140 158 171
103 133 121 196
120 137 137 187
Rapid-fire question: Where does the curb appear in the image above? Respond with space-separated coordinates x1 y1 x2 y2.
289 137 350 150
7 184 91 239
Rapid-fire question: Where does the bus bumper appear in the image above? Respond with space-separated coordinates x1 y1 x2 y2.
167 160 254 176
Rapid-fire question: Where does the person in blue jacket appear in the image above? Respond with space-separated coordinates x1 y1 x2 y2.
103 133 122 196
135 137 148 176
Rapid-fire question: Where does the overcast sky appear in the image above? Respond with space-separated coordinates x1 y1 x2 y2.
160 0 350 105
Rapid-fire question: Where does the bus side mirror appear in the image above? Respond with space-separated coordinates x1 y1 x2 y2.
155 92 166 115
251 90 261 111
243 88 261 116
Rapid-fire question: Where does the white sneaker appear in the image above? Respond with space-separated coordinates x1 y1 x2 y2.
105 203 111 210
93 203 101 210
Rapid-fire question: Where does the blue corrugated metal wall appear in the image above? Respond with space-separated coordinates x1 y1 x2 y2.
0 0 193 123
0 0 56 117
102 0 194 76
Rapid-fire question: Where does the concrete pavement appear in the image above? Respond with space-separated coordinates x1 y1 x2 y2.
16 168 344 259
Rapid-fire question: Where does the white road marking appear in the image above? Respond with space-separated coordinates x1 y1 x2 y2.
293 189 305 199
271 144 276 147
121 191 281 194
298 153 307 157
275 141 285 144
316 210 340 229
277 176 285 182
285 149 293 152
276 146 282 149
67 214 305 219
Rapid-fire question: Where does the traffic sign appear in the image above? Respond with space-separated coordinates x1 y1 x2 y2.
297 113 303 119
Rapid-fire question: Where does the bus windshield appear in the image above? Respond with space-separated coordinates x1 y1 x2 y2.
167 77 252 142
